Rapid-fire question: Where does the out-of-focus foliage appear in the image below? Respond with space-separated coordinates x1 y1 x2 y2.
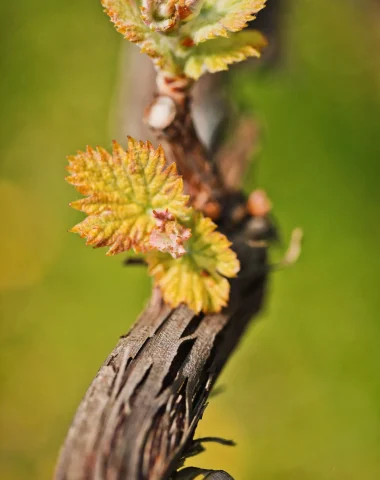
1 0 380 479
187 0 266 43
102 0 267 77
184 30 266 79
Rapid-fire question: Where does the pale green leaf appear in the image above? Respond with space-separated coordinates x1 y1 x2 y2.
184 30 267 79
185 0 267 44
101 0 179 72
101 0 147 43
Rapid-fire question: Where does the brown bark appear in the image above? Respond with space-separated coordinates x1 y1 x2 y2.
55 245 268 480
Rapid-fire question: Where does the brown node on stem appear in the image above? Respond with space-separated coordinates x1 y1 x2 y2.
247 189 272 217
202 201 221 221
156 72 193 106
181 36 195 48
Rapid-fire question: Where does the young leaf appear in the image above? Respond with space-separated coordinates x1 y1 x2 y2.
150 210 192 259
147 212 240 313
186 0 267 44
184 30 267 79
101 0 147 43
67 137 189 255
141 0 206 31
141 0 179 33
101 0 178 72
101 1 266 78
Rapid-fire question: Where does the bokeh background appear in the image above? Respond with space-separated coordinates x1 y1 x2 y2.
1 0 380 478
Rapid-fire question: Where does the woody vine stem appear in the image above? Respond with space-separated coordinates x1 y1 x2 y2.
55 1 294 479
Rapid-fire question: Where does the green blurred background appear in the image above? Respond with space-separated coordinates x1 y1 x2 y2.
1 0 380 478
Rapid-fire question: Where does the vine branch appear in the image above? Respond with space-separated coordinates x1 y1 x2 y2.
55 1 287 478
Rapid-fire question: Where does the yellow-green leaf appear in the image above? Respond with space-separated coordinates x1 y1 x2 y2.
101 0 178 72
186 0 267 44
67 137 189 255
147 212 240 313
102 0 147 43
184 30 267 79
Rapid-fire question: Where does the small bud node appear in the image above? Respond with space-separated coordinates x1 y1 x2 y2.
146 96 177 130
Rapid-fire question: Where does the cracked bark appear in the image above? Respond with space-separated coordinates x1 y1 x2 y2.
55 250 268 480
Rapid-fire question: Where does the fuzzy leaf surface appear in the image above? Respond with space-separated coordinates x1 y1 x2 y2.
147 212 240 313
67 137 189 255
186 0 267 44
150 210 192 259
184 30 266 79
102 0 147 42
101 0 178 71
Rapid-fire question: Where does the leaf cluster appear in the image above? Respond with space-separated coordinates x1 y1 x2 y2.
101 0 267 78
67 138 240 313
